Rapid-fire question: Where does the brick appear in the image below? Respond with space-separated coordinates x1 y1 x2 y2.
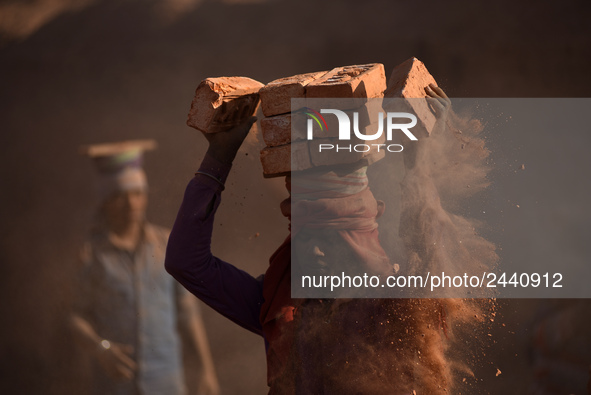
383 57 438 136
308 102 377 139
260 113 302 147
259 71 328 117
308 127 386 167
260 123 386 177
260 141 311 177
187 76 264 133
260 103 376 147
305 63 386 101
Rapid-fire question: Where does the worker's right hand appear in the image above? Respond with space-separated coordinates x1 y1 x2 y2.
96 341 137 381
203 116 257 165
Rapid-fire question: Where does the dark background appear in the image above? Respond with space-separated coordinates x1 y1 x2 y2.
1 0 590 393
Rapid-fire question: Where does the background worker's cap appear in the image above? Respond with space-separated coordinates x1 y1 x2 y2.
80 139 157 201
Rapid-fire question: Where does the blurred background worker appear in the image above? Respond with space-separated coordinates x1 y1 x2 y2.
70 140 220 395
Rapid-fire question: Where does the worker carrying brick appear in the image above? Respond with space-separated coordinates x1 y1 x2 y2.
166 64 457 394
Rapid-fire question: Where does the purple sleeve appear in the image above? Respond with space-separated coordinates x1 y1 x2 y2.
165 153 264 336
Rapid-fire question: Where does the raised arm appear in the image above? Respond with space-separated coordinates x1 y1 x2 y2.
165 117 265 336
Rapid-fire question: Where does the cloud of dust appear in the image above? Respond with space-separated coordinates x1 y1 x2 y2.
395 108 499 392
276 108 499 394
399 110 497 282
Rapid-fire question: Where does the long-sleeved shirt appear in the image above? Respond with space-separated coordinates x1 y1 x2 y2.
165 154 418 395
165 154 265 337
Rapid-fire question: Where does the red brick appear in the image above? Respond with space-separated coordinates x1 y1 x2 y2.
187 76 264 133
383 57 438 136
260 113 302 147
305 63 386 101
260 103 376 147
259 71 328 117
260 123 386 177
260 141 311 177
319 102 376 137
308 127 386 167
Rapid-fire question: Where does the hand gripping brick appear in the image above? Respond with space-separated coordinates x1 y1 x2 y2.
383 57 438 136
187 76 264 133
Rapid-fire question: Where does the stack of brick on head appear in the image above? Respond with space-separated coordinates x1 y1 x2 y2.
167 59 493 394
258 63 387 177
